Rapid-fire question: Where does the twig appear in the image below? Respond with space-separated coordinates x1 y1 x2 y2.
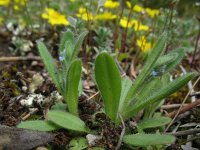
165 76 200 132
161 104 187 109
168 128 200 136
86 91 100 101
166 99 200 118
0 56 41 62
83 89 97 94
180 65 196 102
22 108 39 120
191 17 200 67
115 114 125 150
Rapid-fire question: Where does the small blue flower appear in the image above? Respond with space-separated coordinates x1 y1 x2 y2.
59 55 65 61
151 70 158 77
59 49 66 61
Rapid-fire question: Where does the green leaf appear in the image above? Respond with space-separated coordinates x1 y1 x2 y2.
123 134 175 147
68 16 77 29
66 59 82 116
154 54 176 69
122 33 167 113
17 120 59 131
48 110 88 132
51 102 67 111
69 137 88 150
153 48 185 74
95 52 121 122
37 41 60 91
71 30 88 60
162 48 185 73
137 117 171 130
124 72 198 118
59 30 74 52
118 77 132 113
143 74 170 118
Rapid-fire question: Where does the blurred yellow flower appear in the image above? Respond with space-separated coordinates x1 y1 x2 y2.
42 8 69 26
0 0 10 6
104 0 119 9
137 36 152 53
145 8 160 18
133 4 144 13
15 0 26 5
120 17 149 31
77 7 93 21
134 23 149 31
95 12 117 20
120 17 135 28
14 0 26 10
126 2 144 13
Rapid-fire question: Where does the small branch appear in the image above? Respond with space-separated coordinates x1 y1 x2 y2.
191 17 200 67
166 99 200 118
115 114 125 150
21 108 39 120
168 128 200 136
161 104 187 110
165 76 200 132
180 65 196 102
0 56 41 62
86 91 100 101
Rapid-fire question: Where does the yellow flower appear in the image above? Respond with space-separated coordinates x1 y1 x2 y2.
15 0 26 6
104 0 119 9
120 17 149 31
134 22 149 31
78 7 87 14
0 0 10 6
95 12 117 20
145 8 160 18
126 1 131 8
14 0 27 10
120 17 134 28
137 36 152 53
126 2 144 13
42 8 69 26
133 4 144 13
76 7 93 21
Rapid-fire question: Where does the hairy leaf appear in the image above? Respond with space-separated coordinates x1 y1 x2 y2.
66 59 82 116
123 134 175 147
95 52 121 122
118 77 132 113
124 72 198 118
122 33 167 113
137 117 171 130
71 30 88 61
59 30 74 52
48 110 88 132
153 48 185 74
17 120 59 131
37 41 60 91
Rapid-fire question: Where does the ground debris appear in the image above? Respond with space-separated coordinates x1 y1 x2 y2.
0 125 54 150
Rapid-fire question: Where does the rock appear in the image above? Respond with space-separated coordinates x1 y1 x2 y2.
29 73 44 93
86 134 102 146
